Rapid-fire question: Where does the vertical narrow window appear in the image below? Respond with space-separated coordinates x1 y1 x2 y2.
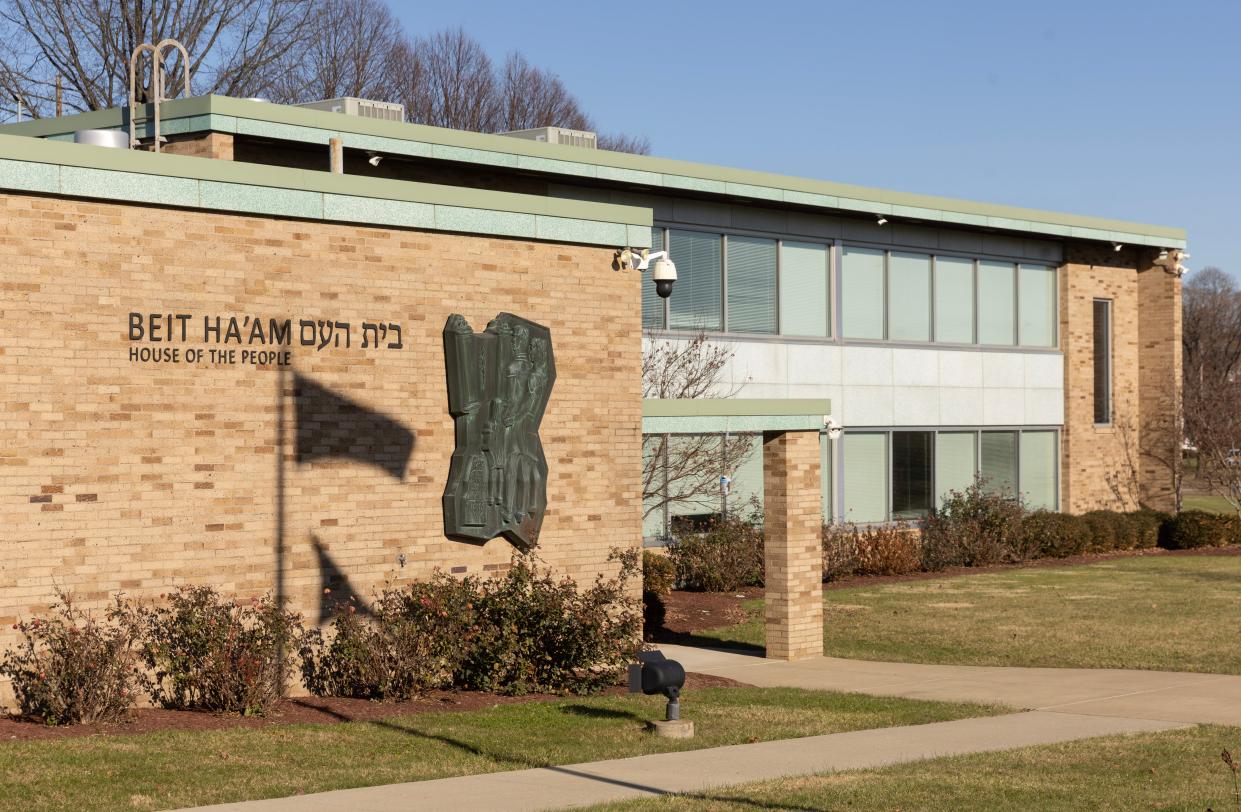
820 431 834 523
1018 264 1057 347
642 227 665 330
978 260 1016 345
935 431 977 505
780 241 830 336
888 252 932 342
980 431 1018 496
726 235 777 333
843 432 888 522
934 256 975 344
668 230 722 331
726 434 764 517
891 431 934 519
842 246 885 339
642 435 667 539
1093 299 1112 424
1020 431 1058 510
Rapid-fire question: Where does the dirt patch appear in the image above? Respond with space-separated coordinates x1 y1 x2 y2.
0 671 747 743
650 588 761 640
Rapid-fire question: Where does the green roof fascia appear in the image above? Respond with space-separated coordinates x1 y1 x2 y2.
641 398 830 434
0 132 651 248
0 96 1183 248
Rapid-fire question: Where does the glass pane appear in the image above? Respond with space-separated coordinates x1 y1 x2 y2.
642 435 666 539
668 230 722 331
726 434 764 518
780 241 830 336
1093 300 1111 424
980 431 1017 496
978 260 1015 345
1020 431 1058 510
843 432 887 522
821 432 833 523
666 434 723 533
888 252 931 342
935 431 976 505
891 431 933 519
726 235 777 333
641 228 665 330
1019 264 1057 347
842 246 885 339
935 256 974 343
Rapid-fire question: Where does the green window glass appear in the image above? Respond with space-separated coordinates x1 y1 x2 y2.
727 434 764 517
665 433 724 533
978 260 1016 345
726 235 777 334
842 246 885 339
980 431 1018 496
642 227 666 330
780 241 830 336
935 431 977 505
1018 263 1057 347
642 435 667 539
843 432 887 522
934 256 974 343
891 431 933 519
668 230 722 331
1020 431 1058 510
888 252 931 342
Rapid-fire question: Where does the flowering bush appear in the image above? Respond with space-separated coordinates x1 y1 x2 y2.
134 586 302 716
0 592 140 725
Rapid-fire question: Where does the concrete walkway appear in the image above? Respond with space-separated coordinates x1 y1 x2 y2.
660 644 1241 726
180 711 1182 812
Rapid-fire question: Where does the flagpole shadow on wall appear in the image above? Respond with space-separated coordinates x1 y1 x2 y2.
277 370 415 626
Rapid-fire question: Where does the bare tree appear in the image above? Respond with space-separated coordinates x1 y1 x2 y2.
642 333 754 530
497 52 589 132
268 0 403 104
1183 267 1241 514
0 0 315 119
404 27 498 131
597 132 651 155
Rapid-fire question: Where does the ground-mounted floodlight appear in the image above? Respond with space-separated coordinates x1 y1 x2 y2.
630 650 692 737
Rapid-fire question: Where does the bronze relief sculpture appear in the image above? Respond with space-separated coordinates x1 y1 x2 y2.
442 313 555 549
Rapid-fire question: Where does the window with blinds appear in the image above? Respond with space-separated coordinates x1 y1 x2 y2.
891 431 933 518
668 230 722 332
780 241 830 336
727 434 765 515
935 431 977 505
888 252 932 342
978 260 1016 345
642 227 666 330
1019 264 1057 347
980 431 1018 496
842 246 885 339
843 433 887 522
1020 431 1058 509
726 236 777 333
934 256 975 343
1093 299 1112 424
821 431 834 522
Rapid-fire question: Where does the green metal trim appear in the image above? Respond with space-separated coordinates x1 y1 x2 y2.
642 398 831 418
0 96 1184 246
0 134 651 248
642 414 827 433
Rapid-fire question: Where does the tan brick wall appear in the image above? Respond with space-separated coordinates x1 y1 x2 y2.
762 430 822 661
1136 255 1183 510
157 132 234 160
1060 243 1179 513
0 192 642 653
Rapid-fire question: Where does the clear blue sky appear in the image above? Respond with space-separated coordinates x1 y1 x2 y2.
393 0 1238 276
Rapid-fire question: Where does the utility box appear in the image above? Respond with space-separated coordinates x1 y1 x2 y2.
297 97 405 122
499 126 598 149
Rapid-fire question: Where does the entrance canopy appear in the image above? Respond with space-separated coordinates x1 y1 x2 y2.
641 398 830 434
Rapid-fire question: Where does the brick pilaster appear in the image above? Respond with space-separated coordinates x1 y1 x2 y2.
762 430 823 661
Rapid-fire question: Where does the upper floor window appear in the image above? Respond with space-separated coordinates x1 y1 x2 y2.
1093 299 1112 424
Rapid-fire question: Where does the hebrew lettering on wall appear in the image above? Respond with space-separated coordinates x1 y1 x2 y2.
442 312 556 550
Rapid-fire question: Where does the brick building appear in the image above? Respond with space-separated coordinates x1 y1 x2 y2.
0 96 1184 664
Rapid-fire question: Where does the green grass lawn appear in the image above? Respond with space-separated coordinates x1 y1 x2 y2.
593 725 1241 811
1182 491 1237 514
701 555 1241 673
0 688 1003 812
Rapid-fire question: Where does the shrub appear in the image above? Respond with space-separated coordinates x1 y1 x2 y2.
822 523 920 580
300 575 472 701
642 551 676 596
666 513 764 591
821 523 860 582
135 586 302 716
1016 510 1086 559
455 548 642 695
1165 510 1236 549
1130 510 1169 549
920 480 1025 570
0 593 140 725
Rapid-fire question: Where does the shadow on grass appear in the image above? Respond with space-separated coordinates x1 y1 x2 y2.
647 628 766 655
558 704 644 722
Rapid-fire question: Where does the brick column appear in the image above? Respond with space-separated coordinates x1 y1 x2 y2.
762 430 823 660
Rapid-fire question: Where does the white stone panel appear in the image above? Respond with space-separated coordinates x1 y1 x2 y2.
892 348 940 387
983 388 1026 424
939 387 985 426
938 351 984 388
893 387 941 425
1024 353 1064 390
982 352 1026 388
842 385 894 426
1025 388 1065 425
842 346 893 386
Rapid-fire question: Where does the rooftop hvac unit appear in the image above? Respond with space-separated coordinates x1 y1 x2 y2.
499 126 597 149
296 97 405 122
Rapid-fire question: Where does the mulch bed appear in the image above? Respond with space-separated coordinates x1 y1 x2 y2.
0 672 747 742
650 545 1241 640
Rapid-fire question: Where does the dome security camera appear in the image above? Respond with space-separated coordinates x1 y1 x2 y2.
651 253 677 299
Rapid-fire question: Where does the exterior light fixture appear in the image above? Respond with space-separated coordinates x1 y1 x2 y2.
614 247 677 299
629 650 689 736
876 215 888 226
1112 243 1124 252
1153 248 1189 278
368 153 383 166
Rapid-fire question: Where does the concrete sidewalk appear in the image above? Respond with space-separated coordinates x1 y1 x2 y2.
178 711 1183 812
660 644 1241 726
